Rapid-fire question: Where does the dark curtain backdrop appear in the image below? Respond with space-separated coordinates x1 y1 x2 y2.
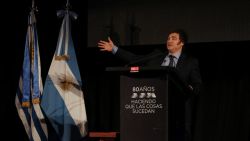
191 42 250 141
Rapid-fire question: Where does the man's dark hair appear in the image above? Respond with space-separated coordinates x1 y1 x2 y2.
168 29 188 44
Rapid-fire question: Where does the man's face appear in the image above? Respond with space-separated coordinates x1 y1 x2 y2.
166 33 184 53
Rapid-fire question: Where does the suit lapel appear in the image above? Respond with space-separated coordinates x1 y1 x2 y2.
176 53 186 69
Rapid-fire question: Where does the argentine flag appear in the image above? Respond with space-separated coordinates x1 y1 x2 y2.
15 9 48 141
41 10 88 141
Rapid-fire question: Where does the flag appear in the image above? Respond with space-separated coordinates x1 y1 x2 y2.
15 9 48 141
41 10 88 141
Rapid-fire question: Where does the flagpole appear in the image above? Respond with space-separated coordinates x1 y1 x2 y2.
66 0 70 10
32 0 36 11
32 0 34 9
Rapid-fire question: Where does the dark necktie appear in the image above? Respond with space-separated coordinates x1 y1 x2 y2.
168 55 175 67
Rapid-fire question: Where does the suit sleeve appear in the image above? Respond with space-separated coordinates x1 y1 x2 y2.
114 48 143 63
189 59 203 95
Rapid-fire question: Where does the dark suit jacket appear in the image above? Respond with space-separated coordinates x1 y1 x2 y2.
115 47 202 140
115 48 202 96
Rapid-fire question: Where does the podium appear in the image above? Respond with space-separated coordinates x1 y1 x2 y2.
106 66 189 141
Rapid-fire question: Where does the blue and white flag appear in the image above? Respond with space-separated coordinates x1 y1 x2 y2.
15 9 48 141
41 10 87 141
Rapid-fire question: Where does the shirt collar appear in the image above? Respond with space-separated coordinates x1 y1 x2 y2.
168 49 182 59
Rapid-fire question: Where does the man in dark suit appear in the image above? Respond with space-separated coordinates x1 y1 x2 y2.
98 29 202 141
